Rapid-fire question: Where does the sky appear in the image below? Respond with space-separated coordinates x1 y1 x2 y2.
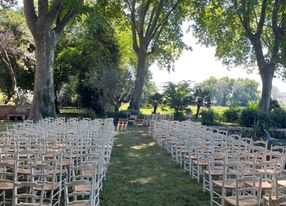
151 31 286 93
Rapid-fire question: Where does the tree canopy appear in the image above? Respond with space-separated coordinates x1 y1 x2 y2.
189 0 286 111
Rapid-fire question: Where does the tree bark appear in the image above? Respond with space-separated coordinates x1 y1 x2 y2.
129 52 147 111
259 66 274 112
29 29 57 121
196 104 201 118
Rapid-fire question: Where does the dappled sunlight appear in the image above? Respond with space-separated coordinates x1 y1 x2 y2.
130 177 154 185
116 143 124 147
128 152 141 158
130 141 156 150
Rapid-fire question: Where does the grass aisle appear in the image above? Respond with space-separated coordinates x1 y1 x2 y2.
100 127 209 206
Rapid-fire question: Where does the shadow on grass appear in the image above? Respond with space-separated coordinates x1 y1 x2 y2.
100 127 209 206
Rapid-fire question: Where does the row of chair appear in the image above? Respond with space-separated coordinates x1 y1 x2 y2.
151 120 286 206
0 117 114 206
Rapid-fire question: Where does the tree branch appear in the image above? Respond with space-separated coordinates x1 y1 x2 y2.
54 11 76 35
38 0 48 18
271 0 282 65
23 0 38 35
272 0 280 34
145 4 156 37
46 0 63 26
233 0 253 37
148 0 181 44
145 0 164 41
139 0 151 39
128 0 140 53
256 0 267 36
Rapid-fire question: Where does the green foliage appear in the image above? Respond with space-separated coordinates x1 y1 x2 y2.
174 112 186 121
223 107 241 123
270 99 281 111
271 108 286 129
107 110 129 123
55 2 135 114
200 77 259 107
190 0 286 111
247 102 259 109
0 8 35 103
163 81 193 115
149 92 164 114
240 108 258 127
193 84 212 117
201 109 215 126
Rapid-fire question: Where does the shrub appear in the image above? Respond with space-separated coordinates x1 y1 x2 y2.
271 108 286 128
174 112 186 121
201 109 215 126
107 110 129 124
240 108 258 127
223 107 241 123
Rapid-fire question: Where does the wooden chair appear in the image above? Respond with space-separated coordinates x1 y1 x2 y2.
14 181 46 206
224 175 262 206
264 175 286 206
116 118 128 131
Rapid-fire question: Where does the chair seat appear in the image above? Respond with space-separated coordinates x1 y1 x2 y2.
263 195 286 205
193 159 208 166
0 182 13 190
203 169 223 176
75 184 92 192
35 182 60 191
214 152 225 160
16 203 49 206
18 168 32 175
213 179 237 189
245 180 272 189
224 195 259 206
278 180 286 187
67 201 91 206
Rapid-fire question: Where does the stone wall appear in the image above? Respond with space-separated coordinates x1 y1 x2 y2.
0 105 30 120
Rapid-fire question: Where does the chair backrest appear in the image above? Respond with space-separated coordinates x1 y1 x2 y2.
235 175 262 206
14 181 45 206
65 179 93 206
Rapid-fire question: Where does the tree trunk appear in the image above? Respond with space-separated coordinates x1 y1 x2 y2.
196 104 201 118
114 101 122 112
129 52 147 111
153 102 158 114
29 30 57 121
259 67 274 112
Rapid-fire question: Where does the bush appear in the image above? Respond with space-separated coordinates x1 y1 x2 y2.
107 110 129 124
223 107 241 123
240 108 258 127
271 108 286 128
201 109 215 126
174 112 186 121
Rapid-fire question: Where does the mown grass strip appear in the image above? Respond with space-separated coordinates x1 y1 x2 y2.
100 127 209 206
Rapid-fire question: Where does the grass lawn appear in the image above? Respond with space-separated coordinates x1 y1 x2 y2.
100 127 209 206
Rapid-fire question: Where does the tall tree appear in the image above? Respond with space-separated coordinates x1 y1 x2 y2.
23 0 83 121
0 8 35 104
125 0 188 111
190 0 286 111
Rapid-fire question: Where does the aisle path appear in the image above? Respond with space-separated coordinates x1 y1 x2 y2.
100 127 209 206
